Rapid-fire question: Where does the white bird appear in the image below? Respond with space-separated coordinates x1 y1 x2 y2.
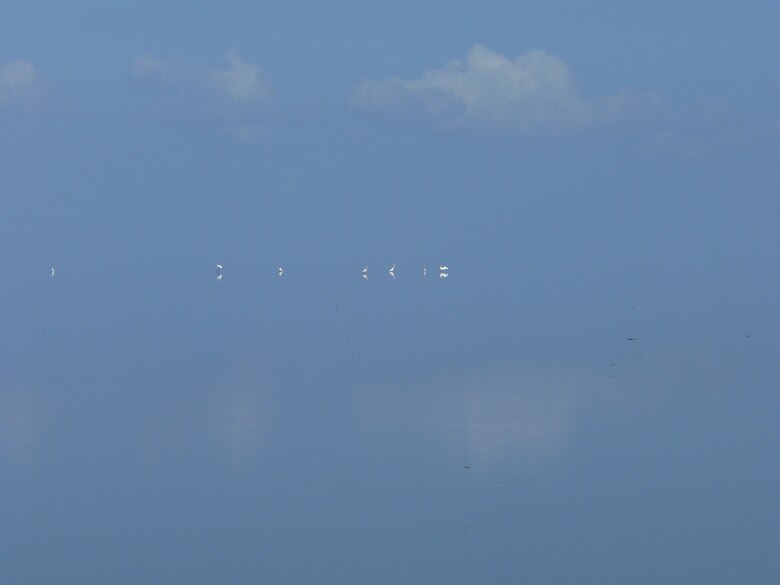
277 266 284 276
439 272 449 279
439 265 449 272
361 266 368 275
50 266 55 279
423 267 427 277
215 263 223 271
388 263 396 279
216 274 223 281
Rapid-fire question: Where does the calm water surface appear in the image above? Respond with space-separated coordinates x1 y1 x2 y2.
2 260 778 584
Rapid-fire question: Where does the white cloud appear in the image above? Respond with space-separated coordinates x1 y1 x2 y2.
131 50 272 137
131 54 186 92
206 51 271 105
0 59 45 109
355 44 649 134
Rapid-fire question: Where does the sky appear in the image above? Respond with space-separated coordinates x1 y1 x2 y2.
2 1 780 583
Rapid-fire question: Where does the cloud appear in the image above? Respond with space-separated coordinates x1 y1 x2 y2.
0 59 45 109
131 50 272 138
355 44 652 134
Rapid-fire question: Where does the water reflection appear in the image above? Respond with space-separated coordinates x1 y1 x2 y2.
360 367 578 476
135 355 271 470
218 388 268 467
0 388 40 461
458 392 569 473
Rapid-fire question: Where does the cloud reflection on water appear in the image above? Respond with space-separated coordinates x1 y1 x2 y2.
134 354 272 470
0 387 40 461
360 366 583 476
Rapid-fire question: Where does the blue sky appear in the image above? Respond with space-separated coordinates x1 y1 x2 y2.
3 1 778 263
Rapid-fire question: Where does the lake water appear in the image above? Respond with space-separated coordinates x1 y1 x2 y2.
2 259 778 584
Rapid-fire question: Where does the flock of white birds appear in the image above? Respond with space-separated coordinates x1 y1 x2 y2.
215 263 449 280
366 263 449 280
47 264 449 280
